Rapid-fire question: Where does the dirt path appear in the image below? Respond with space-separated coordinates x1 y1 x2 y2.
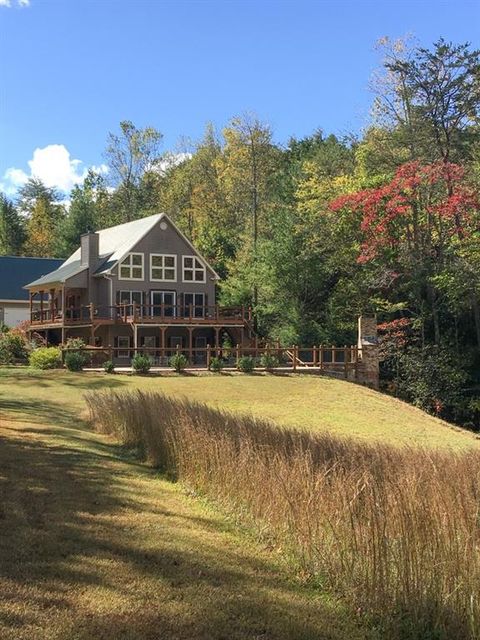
0 415 374 640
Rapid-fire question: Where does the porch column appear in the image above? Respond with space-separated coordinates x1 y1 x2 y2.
40 291 44 324
214 327 221 358
29 291 34 322
49 288 55 322
188 327 194 364
133 324 138 353
160 326 166 364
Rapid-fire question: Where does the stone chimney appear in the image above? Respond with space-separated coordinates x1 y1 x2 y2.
80 231 99 267
357 315 379 389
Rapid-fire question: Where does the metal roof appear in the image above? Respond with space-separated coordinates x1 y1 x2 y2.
64 213 164 274
23 212 220 289
0 256 64 301
25 260 87 288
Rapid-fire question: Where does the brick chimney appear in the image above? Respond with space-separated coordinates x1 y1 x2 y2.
80 231 99 268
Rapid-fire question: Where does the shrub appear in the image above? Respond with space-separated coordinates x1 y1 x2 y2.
260 353 279 371
65 337 86 350
103 360 115 374
132 353 151 374
0 332 28 364
64 350 86 372
237 355 255 373
209 356 224 372
169 352 188 373
29 347 61 370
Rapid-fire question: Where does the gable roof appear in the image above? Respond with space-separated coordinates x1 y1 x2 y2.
24 213 220 289
0 256 64 301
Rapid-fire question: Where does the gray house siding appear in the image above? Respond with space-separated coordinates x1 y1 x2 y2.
108 219 216 311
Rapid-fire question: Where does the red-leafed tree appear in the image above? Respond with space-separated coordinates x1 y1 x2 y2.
330 161 480 343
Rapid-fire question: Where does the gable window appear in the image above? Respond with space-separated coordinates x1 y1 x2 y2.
150 254 176 282
182 256 206 283
119 253 144 280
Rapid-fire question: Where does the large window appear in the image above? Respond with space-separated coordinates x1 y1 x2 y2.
182 255 206 283
119 253 144 280
150 254 176 282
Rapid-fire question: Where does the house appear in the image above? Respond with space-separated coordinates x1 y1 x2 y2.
0 256 64 327
24 213 255 364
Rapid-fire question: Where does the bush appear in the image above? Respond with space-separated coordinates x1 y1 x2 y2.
64 351 86 372
64 337 86 350
260 353 279 371
103 360 115 374
169 352 188 373
132 353 151 374
29 347 61 370
0 333 28 364
209 356 224 372
237 355 255 373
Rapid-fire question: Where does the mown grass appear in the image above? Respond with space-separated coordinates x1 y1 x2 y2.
0 408 375 639
0 366 478 450
87 389 480 640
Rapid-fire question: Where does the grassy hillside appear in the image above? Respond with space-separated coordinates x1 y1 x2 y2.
0 411 374 639
0 367 478 450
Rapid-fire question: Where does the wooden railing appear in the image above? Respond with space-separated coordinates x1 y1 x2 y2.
30 304 251 326
61 344 359 376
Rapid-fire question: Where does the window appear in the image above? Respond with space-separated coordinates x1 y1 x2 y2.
182 255 206 283
117 336 131 358
118 290 143 305
183 293 205 318
150 254 176 281
119 253 144 280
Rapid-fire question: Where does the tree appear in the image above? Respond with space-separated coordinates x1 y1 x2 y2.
372 37 480 164
0 195 25 255
331 161 480 344
218 115 280 320
60 171 108 256
19 178 64 257
105 120 163 222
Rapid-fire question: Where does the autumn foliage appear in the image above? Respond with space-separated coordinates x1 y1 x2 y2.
330 161 479 264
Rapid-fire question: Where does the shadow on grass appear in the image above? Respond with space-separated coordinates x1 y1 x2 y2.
0 419 371 640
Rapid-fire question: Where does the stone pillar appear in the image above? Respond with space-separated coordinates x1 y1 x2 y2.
357 315 379 389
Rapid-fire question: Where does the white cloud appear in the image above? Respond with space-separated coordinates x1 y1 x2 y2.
0 144 109 196
0 0 31 7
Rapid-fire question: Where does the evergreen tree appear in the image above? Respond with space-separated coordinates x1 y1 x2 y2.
0 194 25 255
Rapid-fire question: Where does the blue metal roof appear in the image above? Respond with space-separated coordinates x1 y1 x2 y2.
0 256 64 301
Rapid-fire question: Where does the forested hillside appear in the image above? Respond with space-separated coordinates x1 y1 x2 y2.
2 38 480 426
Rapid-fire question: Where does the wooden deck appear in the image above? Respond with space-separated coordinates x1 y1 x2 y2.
29 303 251 329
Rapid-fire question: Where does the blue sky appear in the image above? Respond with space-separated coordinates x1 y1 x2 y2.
0 0 478 195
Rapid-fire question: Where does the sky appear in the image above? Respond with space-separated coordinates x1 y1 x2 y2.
0 0 479 196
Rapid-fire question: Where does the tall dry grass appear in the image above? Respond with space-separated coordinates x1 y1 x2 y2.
85 390 480 639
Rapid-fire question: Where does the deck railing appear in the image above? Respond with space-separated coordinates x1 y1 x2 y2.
60 344 359 376
30 304 251 326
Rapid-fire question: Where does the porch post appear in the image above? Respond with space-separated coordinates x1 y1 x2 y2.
214 327 221 358
133 324 138 354
49 288 55 321
160 326 166 364
188 327 194 364
40 290 44 323
29 291 33 321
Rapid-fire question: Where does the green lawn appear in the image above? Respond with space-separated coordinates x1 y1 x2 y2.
0 368 378 640
0 366 478 450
